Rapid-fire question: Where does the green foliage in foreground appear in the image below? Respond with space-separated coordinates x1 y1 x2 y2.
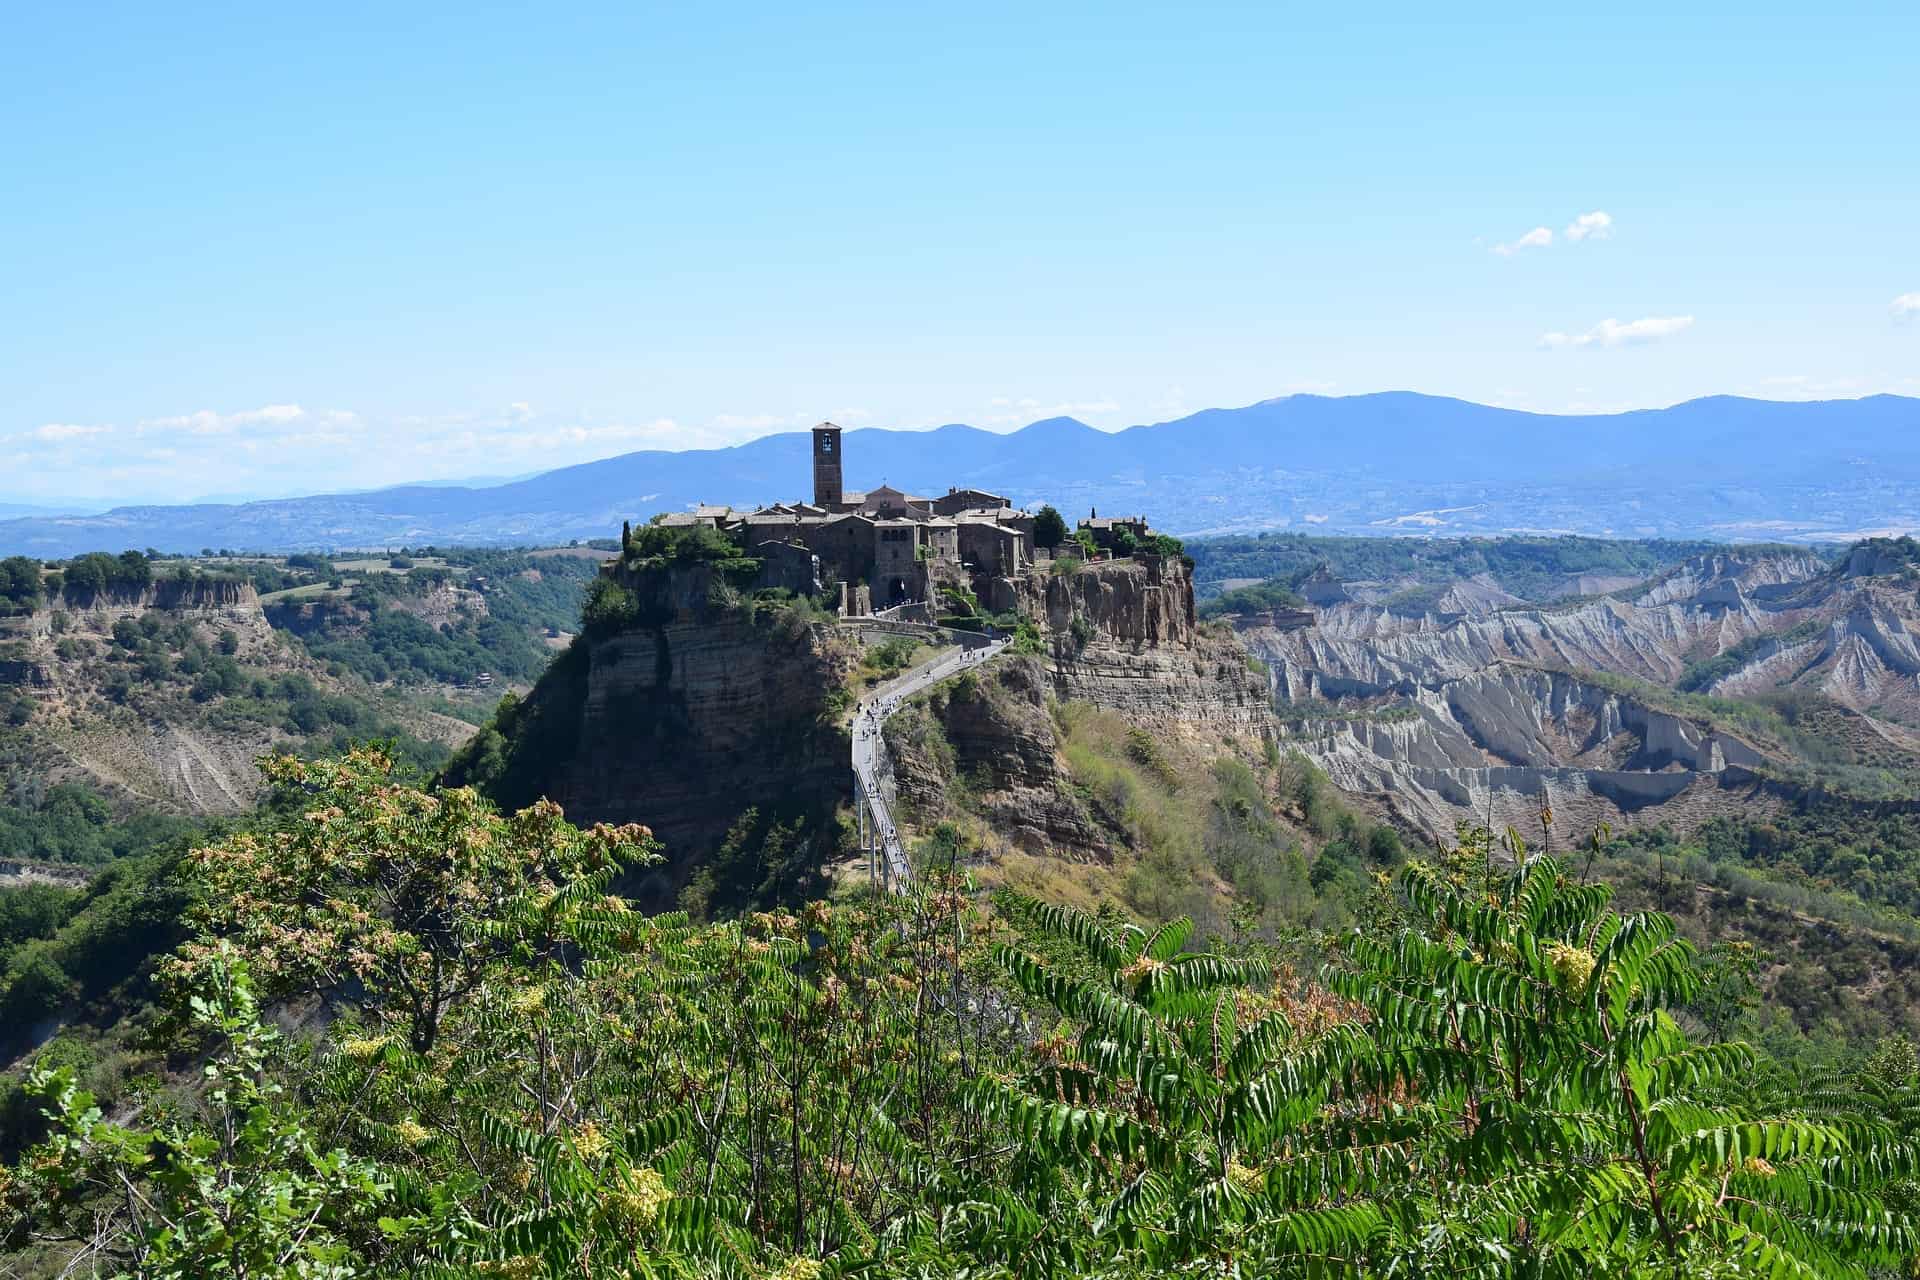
4 757 1918 1277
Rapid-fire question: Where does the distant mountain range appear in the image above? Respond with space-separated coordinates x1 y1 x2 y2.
5 392 1920 557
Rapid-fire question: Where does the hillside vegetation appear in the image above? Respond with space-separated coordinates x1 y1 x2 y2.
5 526 1920 1276
7 749 1920 1278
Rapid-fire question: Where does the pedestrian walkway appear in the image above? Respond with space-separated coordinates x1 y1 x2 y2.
850 632 1009 893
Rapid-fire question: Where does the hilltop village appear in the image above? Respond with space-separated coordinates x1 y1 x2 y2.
654 422 1161 614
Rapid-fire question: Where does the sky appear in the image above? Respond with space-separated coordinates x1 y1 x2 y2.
4 2 1917 506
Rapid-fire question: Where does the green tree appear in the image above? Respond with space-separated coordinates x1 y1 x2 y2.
59 553 112 599
579 576 640 638
178 746 656 1052
0 557 41 613
1325 853 1918 1275
968 899 1386 1274
4 944 391 1279
1033 504 1068 550
116 549 153 592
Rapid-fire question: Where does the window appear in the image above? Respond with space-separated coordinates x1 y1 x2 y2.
820 437 833 454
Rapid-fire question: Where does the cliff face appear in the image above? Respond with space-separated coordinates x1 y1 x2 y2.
1015 556 1272 737
464 551 1278 892
449 564 860 905
1238 549 1920 838
0 580 328 816
885 657 1109 861
881 556 1277 867
60 580 260 614
1284 663 1780 838
559 614 855 896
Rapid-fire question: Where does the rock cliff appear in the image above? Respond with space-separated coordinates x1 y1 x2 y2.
1015 556 1272 737
1237 548 1920 837
881 556 1275 868
445 564 861 906
462 549 1277 894
884 656 1108 860
0 579 330 816
1284 663 1779 837
556 613 856 899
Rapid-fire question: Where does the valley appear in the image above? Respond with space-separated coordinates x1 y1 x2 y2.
11 512 1920 1279
0 546 600 873
1221 539 1920 835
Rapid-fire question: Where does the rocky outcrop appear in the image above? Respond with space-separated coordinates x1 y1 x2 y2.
1840 542 1920 580
1016 556 1273 736
0 659 52 687
390 580 484 629
1240 552 1909 706
1281 663 1777 837
478 551 1271 887
4 584 320 816
58 579 260 614
1239 547 1920 838
1633 552 1827 607
880 556 1275 863
453 562 861 903
885 657 1108 860
554 611 856 899
1024 554 1198 649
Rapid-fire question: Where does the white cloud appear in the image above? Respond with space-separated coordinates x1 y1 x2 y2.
137 403 357 436
1492 226 1554 256
1539 315 1694 349
30 423 111 442
1893 292 1920 321
1564 210 1614 241
1492 210 1614 255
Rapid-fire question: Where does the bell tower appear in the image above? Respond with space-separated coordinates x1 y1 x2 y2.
812 422 843 508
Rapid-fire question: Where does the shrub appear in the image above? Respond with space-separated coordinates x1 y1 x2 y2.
579 578 640 638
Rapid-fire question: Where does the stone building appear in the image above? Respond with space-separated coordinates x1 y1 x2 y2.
658 421 1040 613
1078 511 1153 551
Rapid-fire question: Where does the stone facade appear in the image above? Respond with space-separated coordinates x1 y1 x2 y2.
662 421 1037 615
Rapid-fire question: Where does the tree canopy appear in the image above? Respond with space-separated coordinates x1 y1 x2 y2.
6 760 1916 1277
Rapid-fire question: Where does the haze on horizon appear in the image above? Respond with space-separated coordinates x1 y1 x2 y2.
4 2 1917 506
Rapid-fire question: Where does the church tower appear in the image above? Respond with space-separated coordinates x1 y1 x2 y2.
812 422 843 508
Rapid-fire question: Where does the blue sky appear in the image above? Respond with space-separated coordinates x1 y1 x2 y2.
4 1 1917 505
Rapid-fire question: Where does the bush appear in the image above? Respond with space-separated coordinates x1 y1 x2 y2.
0 945 78 1028
870 636 918 675
579 578 640 638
